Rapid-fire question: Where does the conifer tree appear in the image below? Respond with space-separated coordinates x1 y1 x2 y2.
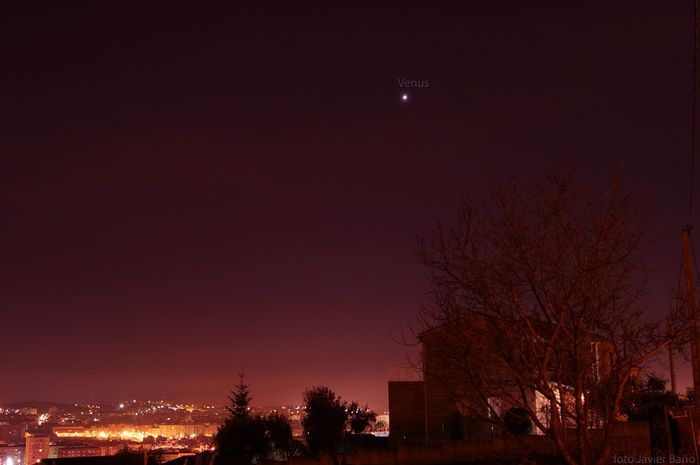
227 372 251 420
215 373 295 465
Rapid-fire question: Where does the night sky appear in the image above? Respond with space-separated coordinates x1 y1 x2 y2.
1 3 696 409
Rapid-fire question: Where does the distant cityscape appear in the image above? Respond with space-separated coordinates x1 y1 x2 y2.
0 399 390 465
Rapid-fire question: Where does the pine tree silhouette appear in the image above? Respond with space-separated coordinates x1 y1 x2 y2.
227 372 251 420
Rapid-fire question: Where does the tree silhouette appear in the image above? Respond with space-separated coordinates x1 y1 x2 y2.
347 402 376 434
227 372 251 420
417 172 695 465
302 386 347 465
622 374 687 421
215 374 294 465
503 407 532 436
265 413 295 460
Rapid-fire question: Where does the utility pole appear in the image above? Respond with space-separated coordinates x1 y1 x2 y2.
683 225 700 396
669 344 678 395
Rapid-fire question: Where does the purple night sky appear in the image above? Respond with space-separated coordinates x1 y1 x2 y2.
1 3 696 408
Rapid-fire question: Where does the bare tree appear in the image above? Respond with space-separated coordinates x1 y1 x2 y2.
417 172 691 465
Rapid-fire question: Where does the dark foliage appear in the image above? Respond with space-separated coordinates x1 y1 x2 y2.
302 386 347 460
503 407 532 436
215 416 268 465
343 433 389 450
622 375 687 421
347 402 377 435
300 386 378 464
215 375 295 465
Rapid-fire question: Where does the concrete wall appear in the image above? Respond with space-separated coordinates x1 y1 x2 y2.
387 381 425 444
420 330 461 442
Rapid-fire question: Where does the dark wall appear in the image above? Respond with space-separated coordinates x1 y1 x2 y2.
388 381 426 444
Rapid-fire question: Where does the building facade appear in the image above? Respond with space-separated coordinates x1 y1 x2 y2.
388 316 615 444
0 445 24 465
25 434 50 465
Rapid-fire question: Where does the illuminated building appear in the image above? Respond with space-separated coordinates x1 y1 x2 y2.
0 425 26 445
52 424 218 441
24 434 50 465
55 446 101 459
0 445 24 465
